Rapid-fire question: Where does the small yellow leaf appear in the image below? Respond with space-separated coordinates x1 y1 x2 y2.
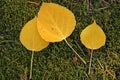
80 21 106 50
20 17 49 51
37 2 76 42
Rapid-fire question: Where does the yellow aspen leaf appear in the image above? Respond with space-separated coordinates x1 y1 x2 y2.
20 17 49 51
80 21 106 50
37 2 76 42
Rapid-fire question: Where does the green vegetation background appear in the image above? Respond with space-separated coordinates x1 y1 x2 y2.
0 0 120 80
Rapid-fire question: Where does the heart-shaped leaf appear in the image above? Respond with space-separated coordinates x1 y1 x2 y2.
20 17 49 51
37 3 76 42
80 21 106 50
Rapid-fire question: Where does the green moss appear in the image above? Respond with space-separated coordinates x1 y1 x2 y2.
0 0 120 80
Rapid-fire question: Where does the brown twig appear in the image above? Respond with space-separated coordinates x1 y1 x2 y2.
74 41 85 56
106 70 116 79
28 1 40 5
97 58 104 69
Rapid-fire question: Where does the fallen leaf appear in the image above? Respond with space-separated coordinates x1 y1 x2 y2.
37 2 76 42
20 17 49 51
80 21 106 50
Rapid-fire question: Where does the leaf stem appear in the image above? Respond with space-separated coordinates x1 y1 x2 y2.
30 51 34 79
88 49 93 75
64 39 86 64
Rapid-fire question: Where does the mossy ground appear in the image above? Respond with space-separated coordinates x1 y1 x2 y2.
0 0 120 80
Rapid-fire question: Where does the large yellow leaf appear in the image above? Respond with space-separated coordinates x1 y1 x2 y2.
37 3 76 42
80 21 106 50
20 17 49 51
